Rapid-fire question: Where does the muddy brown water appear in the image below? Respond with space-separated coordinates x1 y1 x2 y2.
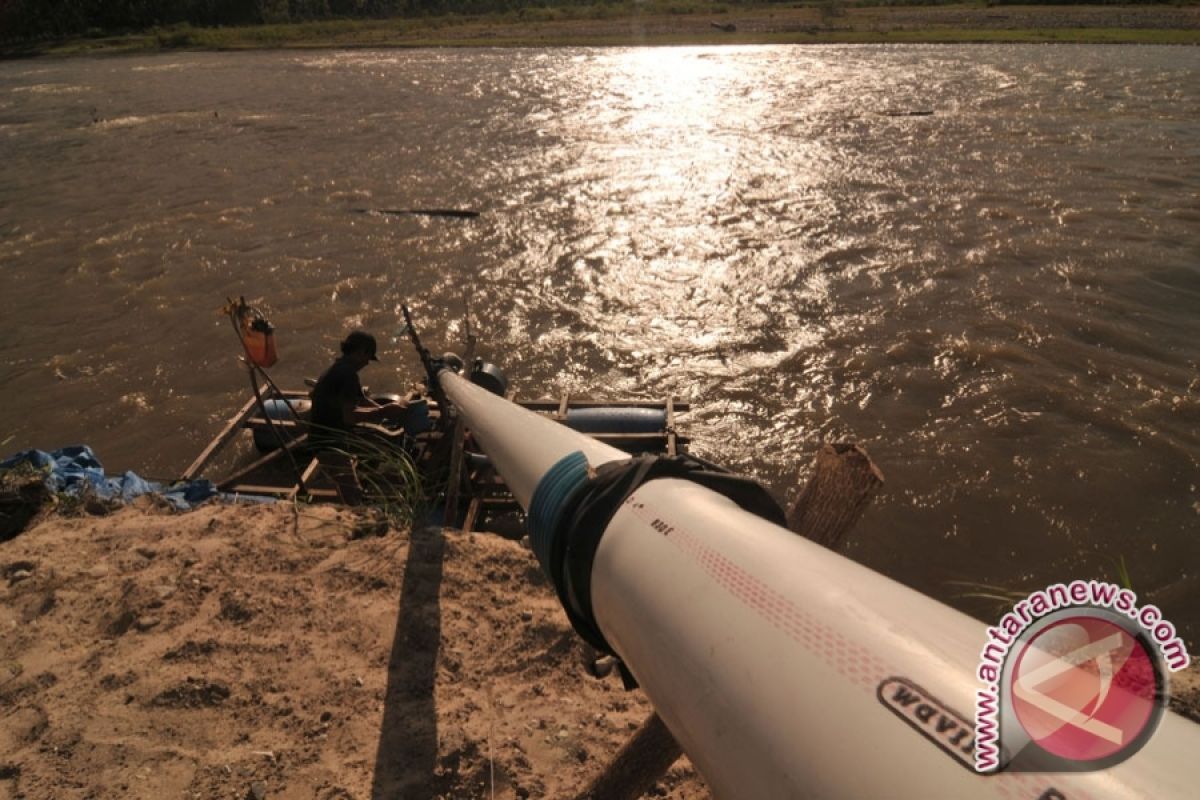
1 46 1197 632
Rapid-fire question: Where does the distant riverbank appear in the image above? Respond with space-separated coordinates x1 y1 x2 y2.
5 4 1200 57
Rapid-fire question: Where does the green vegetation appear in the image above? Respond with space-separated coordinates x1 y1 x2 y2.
8 0 732 41
22 22 1198 57
2 1 1198 56
299 420 430 529
333 433 428 530
948 579 1031 616
949 556 1139 618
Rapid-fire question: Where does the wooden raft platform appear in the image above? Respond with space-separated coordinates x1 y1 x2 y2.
184 388 688 534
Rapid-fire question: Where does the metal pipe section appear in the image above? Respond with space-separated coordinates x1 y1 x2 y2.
438 369 1200 798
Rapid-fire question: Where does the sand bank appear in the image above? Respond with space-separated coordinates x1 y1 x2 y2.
0 501 705 799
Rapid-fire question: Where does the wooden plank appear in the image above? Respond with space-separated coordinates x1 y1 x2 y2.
224 484 337 498
180 392 262 481
462 496 482 534
286 456 322 499
224 484 296 496
299 456 321 484
225 484 339 500
244 418 302 430
215 434 309 490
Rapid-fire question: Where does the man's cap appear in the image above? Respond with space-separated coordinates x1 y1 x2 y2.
341 330 379 361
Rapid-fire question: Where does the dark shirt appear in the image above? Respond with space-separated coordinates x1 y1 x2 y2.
309 357 363 446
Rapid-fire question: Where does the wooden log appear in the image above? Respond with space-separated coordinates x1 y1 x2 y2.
786 442 884 551
575 711 683 800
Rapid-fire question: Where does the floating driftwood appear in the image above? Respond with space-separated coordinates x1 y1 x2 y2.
352 207 480 219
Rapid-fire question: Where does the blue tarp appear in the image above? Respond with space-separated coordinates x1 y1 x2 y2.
0 445 249 511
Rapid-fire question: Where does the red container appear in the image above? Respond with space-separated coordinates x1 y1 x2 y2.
241 319 278 368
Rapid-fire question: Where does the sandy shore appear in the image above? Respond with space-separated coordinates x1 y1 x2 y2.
0 502 705 799
3 499 1198 798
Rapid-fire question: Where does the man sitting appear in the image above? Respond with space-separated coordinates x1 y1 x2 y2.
309 330 407 504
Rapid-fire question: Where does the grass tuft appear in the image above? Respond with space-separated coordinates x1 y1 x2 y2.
304 422 431 530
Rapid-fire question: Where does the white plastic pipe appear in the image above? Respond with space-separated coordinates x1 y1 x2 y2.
438 370 1200 798
592 478 1200 799
439 370 625 506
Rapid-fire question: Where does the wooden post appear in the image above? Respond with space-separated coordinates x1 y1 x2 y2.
575 712 682 800
575 442 884 798
785 442 884 550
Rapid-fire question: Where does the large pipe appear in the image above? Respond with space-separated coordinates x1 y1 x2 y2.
438 370 1200 798
440 369 625 508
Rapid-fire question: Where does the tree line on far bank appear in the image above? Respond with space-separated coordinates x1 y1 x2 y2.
6 0 390 39
1 0 521 39
0 0 1189 42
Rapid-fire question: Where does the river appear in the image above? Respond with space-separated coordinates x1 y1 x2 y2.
1 45 1197 630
